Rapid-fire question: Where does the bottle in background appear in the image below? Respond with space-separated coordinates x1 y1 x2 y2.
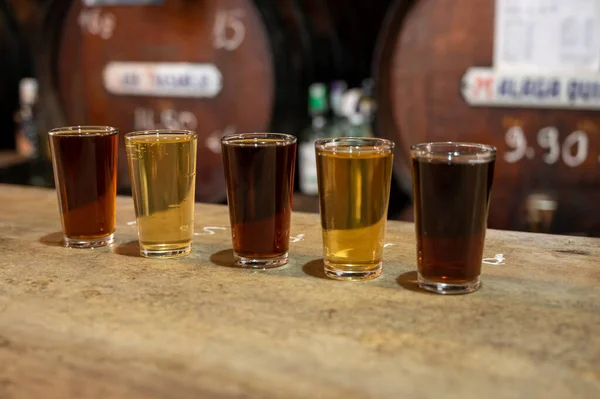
14 77 48 186
358 86 377 134
299 82 329 195
361 78 375 99
15 77 38 159
329 80 348 137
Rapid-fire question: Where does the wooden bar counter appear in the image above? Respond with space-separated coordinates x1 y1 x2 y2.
0 184 599 398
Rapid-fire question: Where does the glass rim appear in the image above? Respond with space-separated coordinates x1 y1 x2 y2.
221 132 297 147
315 137 394 153
411 142 496 162
124 129 197 139
48 125 118 137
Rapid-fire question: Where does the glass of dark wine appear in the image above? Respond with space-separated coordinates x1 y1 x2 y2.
411 142 496 294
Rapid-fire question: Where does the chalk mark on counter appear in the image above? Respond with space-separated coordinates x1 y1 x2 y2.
483 254 505 265
126 221 136 226
384 243 395 248
195 226 227 236
291 234 305 243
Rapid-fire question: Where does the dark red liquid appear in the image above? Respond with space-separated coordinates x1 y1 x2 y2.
412 158 495 283
222 140 296 258
50 133 118 239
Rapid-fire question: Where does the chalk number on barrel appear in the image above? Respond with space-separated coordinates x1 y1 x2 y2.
213 9 246 51
504 126 590 167
78 8 116 40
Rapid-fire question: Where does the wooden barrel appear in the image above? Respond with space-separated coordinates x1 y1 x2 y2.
38 0 304 202
375 0 600 236
35 0 399 203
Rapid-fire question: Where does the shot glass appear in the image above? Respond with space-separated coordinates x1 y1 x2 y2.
315 137 394 281
221 133 297 268
411 142 496 294
49 126 118 248
125 130 197 258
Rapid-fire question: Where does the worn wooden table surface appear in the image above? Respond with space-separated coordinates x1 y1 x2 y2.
0 184 599 398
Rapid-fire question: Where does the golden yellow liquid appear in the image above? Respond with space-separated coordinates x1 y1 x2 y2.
316 148 393 275
126 134 197 256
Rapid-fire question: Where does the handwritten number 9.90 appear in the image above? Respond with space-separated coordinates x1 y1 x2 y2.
504 126 589 167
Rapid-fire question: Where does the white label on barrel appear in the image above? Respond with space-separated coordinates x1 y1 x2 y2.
462 67 600 110
104 62 223 98
494 0 600 72
503 126 591 167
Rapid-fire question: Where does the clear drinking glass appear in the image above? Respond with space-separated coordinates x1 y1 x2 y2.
411 142 496 294
315 137 394 280
221 133 297 268
49 126 118 248
125 130 197 258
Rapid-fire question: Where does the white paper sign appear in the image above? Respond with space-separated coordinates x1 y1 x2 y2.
103 62 223 98
462 67 600 109
494 0 600 72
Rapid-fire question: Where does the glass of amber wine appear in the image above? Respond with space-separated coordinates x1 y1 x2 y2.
315 137 395 280
126 130 198 258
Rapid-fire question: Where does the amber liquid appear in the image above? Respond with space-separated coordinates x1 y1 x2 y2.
126 134 197 255
316 149 393 271
49 132 118 240
412 158 495 284
222 139 296 259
